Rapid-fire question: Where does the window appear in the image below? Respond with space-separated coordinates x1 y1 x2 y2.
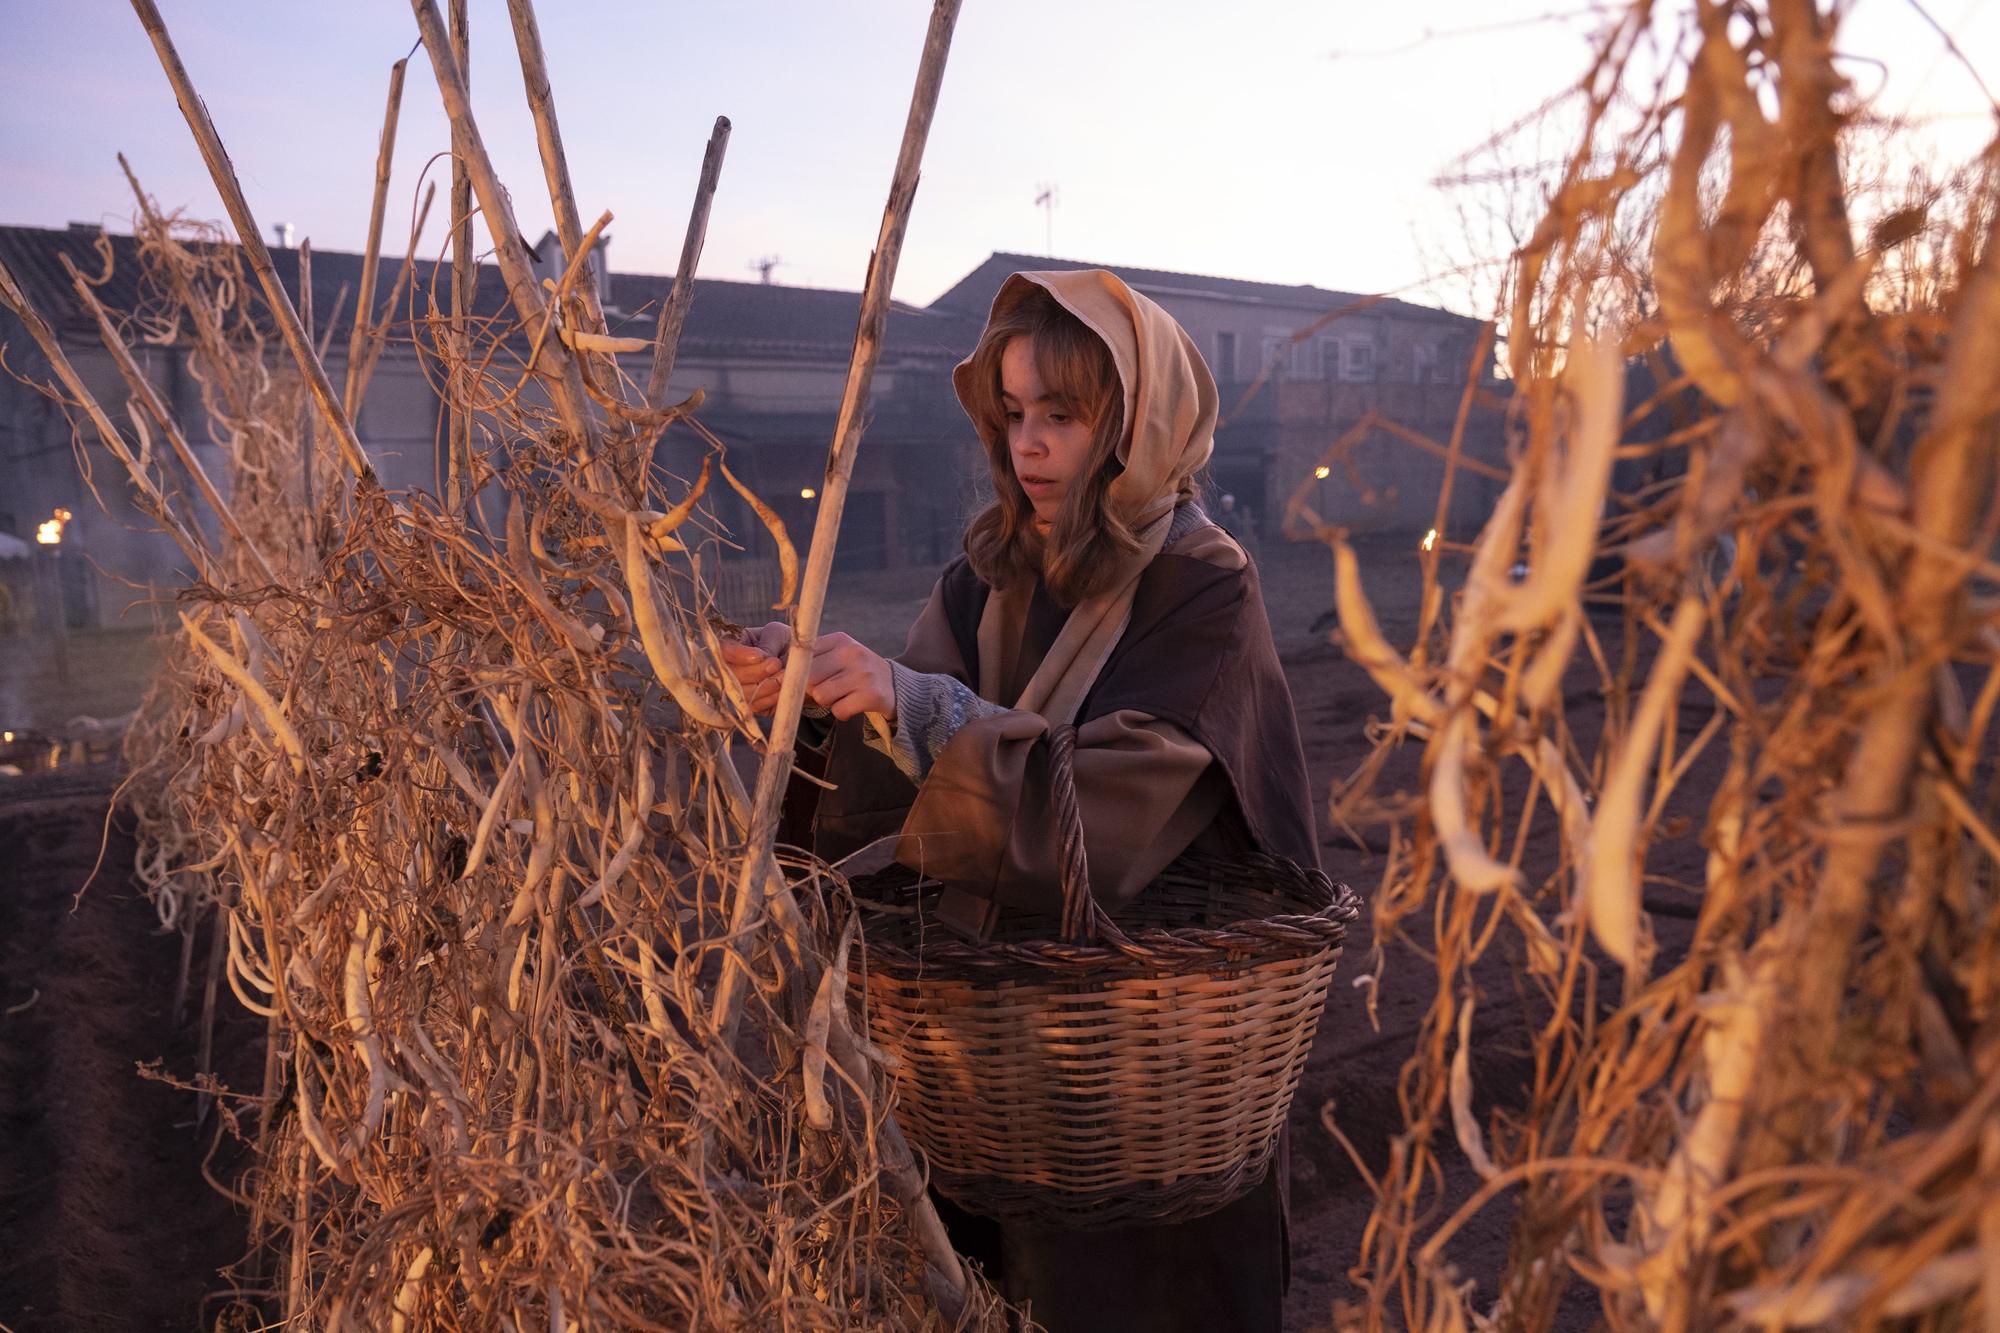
1318 338 1343 381
1214 331 1237 381
1412 343 1437 385
1261 335 1291 377
1344 341 1376 382
1431 339 1458 383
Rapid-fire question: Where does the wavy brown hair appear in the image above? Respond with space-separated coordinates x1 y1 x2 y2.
959 287 1184 605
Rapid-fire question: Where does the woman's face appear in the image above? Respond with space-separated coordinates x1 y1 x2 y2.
1000 337 1098 523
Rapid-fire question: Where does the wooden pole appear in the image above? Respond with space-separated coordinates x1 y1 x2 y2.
298 240 317 525
297 239 314 356
503 0 608 339
446 0 475 514
648 117 732 411
409 0 597 454
349 183 437 423
713 0 961 1043
698 2 967 1313
127 0 377 488
344 56 410 422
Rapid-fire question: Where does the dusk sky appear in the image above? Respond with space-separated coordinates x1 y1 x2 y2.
3 1 1994 314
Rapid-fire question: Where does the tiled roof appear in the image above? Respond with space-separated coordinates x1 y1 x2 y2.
0 224 980 364
604 272 983 360
2 224 1475 373
930 251 1472 325
0 222 502 347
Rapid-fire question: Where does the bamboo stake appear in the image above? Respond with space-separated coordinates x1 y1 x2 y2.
700 0 967 1312
648 117 732 410
447 0 474 513
194 905 226 1127
504 0 608 339
345 56 410 422
409 0 597 454
298 240 317 521
59 256 281 586
127 0 377 487
315 283 348 364
0 253 215 577
711 0 960 1041
298 239 314 348
350 182 437 419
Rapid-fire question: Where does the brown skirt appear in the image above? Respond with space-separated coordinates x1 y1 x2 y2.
934 1169 1286 1333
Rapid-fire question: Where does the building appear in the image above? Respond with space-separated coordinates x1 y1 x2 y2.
0 222 1501 628
935 254 1505 545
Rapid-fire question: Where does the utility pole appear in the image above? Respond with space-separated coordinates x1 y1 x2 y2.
1034 183 1058 256
749 254 783 284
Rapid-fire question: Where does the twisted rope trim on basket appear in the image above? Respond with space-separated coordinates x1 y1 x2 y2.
855 865 1362 976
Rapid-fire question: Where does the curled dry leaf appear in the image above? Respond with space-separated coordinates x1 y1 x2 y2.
559 327 651 355
719 456 799 610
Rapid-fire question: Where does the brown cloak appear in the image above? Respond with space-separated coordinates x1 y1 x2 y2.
809 518 1319 902
791 269 1319 1332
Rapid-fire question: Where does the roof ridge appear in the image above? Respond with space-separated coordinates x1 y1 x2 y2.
983 249 1358 298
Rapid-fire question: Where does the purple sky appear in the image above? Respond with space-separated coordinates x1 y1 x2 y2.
4 2 1993 310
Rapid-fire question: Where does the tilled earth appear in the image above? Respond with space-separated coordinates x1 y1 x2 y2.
0 766 261 1332
0 546 1710 1330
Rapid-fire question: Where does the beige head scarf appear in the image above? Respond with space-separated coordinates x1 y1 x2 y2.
952 270 1218 724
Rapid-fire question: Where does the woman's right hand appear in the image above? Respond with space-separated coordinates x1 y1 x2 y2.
720 621 791 715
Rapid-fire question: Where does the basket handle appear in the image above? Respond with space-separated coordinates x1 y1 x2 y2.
1048 725 1132 947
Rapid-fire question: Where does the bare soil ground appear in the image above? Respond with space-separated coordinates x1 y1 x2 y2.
0 535 1710 1330
0 765 262 1332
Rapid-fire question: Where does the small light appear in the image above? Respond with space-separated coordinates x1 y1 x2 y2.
800 488 817 500
2 731 13 743
36 507 71 545
1422 528 1439 552
1313 466 1331 481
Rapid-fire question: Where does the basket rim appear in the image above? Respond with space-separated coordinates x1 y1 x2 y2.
851 855 1361 975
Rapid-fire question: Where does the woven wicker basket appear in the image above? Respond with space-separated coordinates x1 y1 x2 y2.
849 725 1359 1231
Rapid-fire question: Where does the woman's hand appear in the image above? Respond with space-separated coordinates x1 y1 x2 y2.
807 632 897 723
719 621 790 715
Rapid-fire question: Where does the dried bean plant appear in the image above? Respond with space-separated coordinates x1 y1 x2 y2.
2 0 1004 1327
1300 2 2000 1327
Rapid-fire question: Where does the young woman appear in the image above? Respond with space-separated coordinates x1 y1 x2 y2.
723 270 1318 1331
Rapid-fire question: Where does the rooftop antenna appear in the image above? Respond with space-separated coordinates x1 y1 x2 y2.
1034 183 1058 256
749 254 784 284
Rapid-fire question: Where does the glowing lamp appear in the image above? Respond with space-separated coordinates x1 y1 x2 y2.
1422 528 1439 552
1313 466 1331 481
800 488 817 500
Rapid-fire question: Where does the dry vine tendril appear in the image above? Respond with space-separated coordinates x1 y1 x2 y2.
1 0 997 1327
1306 2 2000 1327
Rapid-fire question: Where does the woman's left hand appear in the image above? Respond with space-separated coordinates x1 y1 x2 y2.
806 633 897 723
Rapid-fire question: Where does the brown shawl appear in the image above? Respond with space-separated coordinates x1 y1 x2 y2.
809 517 1319 913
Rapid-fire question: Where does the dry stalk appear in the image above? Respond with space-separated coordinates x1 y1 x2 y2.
1320 4 2000 1327
16 1 1008 1326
